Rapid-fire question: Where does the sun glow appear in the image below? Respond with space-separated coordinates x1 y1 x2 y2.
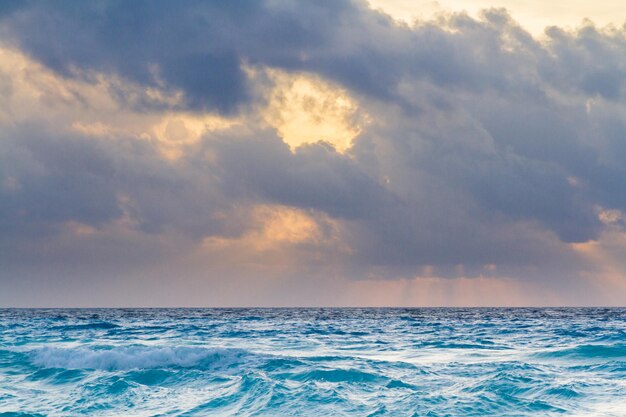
261 69 368 153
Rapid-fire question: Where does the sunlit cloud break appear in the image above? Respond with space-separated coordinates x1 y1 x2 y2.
1 0 626 306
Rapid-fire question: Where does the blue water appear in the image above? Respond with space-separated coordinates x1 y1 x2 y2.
1 308 626 416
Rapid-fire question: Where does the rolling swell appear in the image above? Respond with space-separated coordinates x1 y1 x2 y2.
0 308 625 416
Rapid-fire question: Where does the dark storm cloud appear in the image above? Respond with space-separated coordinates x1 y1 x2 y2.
0 1 541 112
0 124 238 244
0 126 122 237
1 0 626 289
0 123 391 266
4 1 626 107
541 25 626 100
203 130 391 220
0 0 362 112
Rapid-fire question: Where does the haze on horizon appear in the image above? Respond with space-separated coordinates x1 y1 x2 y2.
1 0 626 307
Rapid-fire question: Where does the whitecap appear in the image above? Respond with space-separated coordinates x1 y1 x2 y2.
30 345 248 371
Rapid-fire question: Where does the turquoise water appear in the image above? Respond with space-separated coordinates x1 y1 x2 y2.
1 308 626 416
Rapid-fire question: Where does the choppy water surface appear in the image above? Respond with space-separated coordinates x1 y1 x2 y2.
1 308 626 416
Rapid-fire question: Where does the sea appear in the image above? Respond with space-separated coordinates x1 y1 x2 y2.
1 308 625 416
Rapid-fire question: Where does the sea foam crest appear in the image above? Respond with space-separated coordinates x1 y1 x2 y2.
30 346 247 371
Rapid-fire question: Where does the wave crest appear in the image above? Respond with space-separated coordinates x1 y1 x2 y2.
30 346 248 371
533 344 626 360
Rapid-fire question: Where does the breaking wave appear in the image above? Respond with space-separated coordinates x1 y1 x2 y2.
30 346 250 371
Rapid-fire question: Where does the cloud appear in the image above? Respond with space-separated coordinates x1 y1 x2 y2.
1 2 626 305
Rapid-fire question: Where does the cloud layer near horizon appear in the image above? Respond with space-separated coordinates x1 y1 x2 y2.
1 1 626 306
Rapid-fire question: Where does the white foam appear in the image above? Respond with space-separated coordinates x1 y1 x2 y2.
30 345 245 371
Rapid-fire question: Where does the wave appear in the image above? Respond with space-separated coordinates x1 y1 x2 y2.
533 344 626 360
50 321 120 331
286 368 386 383
3 308 626 416
29 345 250 371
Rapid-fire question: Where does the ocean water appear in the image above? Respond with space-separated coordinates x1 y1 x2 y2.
1 309 626 416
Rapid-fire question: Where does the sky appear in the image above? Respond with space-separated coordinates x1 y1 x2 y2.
368 0 626 36
1 1 626 307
